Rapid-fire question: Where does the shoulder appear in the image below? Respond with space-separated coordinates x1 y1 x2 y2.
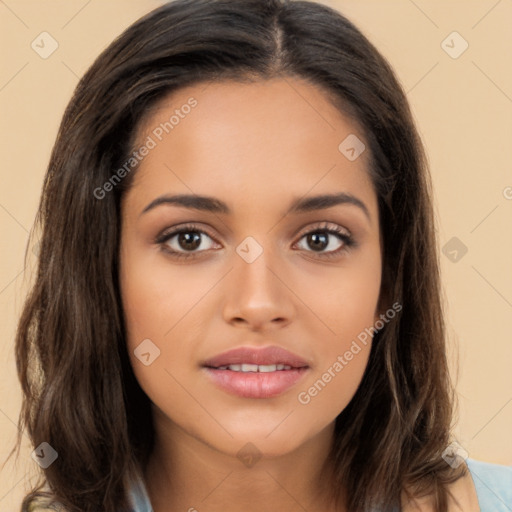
402 458 512 512
402 462 479 512
465 458 512 511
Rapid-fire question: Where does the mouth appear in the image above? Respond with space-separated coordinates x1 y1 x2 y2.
202 346 310 399
209 363 298 372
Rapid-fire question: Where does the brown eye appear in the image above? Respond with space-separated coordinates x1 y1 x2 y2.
295 226 354 256
176 231 202 251
305 232 330 252
156 224 220 259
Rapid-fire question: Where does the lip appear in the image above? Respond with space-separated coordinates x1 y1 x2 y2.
203 346 309 369
202 346 310 399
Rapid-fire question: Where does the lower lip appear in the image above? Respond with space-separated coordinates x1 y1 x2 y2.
203 367 309 399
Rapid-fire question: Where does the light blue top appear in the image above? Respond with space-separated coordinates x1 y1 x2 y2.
466 459 512 511
128 458 512 511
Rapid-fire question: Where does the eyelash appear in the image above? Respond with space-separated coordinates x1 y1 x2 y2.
155 222 356 261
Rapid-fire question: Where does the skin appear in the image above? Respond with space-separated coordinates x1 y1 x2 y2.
118 77 479 512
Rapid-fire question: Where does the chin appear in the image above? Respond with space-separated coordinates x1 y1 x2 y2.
201 419 327 461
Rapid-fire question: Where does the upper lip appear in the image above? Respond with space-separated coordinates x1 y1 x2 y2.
203 346 310 369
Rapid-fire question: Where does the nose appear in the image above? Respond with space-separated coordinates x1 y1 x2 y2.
222 244 295 331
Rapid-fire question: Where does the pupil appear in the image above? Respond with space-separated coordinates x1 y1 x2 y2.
179 232 201 250
309 232 327 251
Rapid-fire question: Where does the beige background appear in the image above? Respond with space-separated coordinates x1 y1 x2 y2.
1 0 511 508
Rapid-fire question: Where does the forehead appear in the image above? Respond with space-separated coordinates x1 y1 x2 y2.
127 78 376 218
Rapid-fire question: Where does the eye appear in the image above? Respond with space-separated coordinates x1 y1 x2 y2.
155 222 356 261
294 222 355 258
156 224 220 259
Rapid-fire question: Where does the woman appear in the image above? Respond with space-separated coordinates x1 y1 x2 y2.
13 0 511 511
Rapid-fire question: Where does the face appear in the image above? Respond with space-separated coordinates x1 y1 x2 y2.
119 77 383 459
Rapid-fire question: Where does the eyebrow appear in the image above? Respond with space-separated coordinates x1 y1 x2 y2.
140 192 371 221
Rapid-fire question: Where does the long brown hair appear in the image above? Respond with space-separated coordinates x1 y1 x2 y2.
11 0 464 510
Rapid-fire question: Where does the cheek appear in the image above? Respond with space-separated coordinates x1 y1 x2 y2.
295 304 375 424
120 243 214 344
297 243 382 342
296 349 371 430
119 244 215 406
294 251 381 416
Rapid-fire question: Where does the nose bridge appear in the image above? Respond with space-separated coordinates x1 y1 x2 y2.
234 234 281 299
222 234 293 327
